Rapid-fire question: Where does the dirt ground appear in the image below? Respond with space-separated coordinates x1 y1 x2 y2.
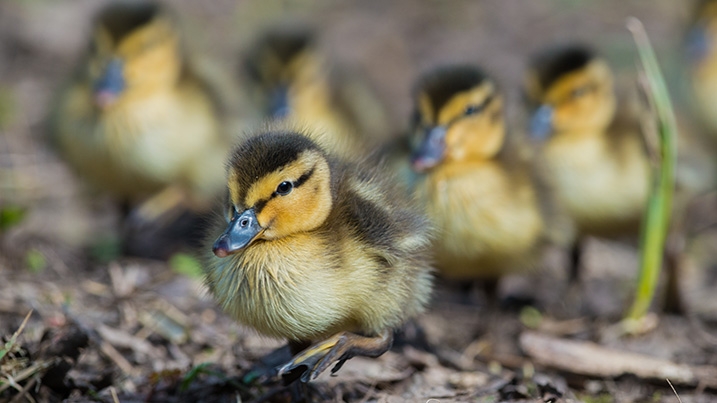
2 0 717 402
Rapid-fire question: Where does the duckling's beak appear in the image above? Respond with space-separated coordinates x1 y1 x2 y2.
212 208 263 258
94 58 125 109
686 26 710 63
411 125 447 172
528 105 554 141
268 86 291 119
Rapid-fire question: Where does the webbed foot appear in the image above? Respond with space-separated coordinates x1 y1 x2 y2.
277 330 393 383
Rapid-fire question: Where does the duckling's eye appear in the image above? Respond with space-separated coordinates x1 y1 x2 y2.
276 181 293 196
464 105 480 116
570 86 590 99
464 95 493 117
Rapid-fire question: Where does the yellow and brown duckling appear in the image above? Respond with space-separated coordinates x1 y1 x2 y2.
523 45 651 246
525 44 717 313
204 128 433 383
52 2 230 227
242 25 391 159
408 65 565 282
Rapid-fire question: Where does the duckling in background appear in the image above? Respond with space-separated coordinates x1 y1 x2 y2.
51 2 232 241
408 65 566 288
204 128 433 383
523 45 651 246
242 25 392 158
523 44 716 312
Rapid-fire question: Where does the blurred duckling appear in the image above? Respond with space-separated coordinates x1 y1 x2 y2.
52 2 230 227
408 65 565 284
204 128 433 383
523 45 651 249
242 25 391 158
523 45 717 312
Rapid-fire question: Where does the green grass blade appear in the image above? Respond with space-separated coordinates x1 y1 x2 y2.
625 18 678 321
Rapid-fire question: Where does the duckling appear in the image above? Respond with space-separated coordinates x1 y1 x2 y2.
408 65 565 283
204 128 433 383
242 25 391 158
523 45 703 310
51 2 230 227
523 45 651 249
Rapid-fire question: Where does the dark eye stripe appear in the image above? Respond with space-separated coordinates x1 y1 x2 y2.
252 165 316 214
445 93 495 127
293 166 315 189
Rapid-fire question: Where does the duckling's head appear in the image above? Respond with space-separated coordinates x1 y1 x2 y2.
213 131 332 257
524 45 616 139
410 65 506 172
243 26 325 119
87 2 182 109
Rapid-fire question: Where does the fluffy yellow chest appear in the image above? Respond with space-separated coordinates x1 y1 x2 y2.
57 83 224 200
416 161 544 278
544 131 649 235
208 234 358 340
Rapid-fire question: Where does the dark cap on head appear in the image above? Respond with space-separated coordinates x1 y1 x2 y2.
228 132 322 196
244 26 316 82
415 65 490 120
528 45 596 90
95 2 164 42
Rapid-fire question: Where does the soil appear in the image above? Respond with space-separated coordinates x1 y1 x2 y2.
1 0 717 402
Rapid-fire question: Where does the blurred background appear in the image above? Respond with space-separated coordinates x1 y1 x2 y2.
0 0 697 247
1 1 716 402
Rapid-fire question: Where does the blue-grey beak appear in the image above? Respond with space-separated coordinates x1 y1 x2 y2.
268 86 291 119
94 58 125 108
529 105 554 141
212 208 262 258
686 26 710 63
411 125 447 172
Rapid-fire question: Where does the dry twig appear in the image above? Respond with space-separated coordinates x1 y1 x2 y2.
520 332 717 389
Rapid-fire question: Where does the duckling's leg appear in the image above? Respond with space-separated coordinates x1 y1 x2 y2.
278 330 393 383
663 231 687 314
568 239 584 284
564 238 588 316
241 341 311 385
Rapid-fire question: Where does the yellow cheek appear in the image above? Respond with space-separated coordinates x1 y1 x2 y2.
257 184 331 239
445 116 504 161
257 205 278 236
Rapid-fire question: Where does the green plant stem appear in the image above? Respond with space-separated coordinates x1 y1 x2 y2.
625 18 678 321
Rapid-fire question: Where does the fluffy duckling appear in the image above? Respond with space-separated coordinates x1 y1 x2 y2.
242 26 391 158
526 44 717 312
204 129 433 383
523 45 651 248
52 2 230 225
524 45 655 289
408 65 564 282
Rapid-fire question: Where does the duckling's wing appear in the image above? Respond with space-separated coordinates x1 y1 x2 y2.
335 161 431 264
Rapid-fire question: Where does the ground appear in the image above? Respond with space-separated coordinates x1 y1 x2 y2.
1 0 717 402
